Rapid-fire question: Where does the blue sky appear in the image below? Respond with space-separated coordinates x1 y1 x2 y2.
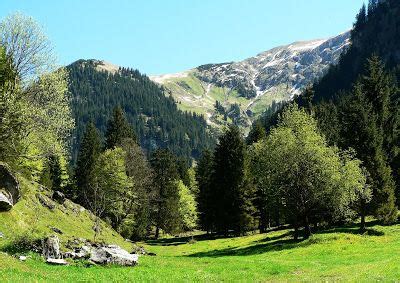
0 0 367 75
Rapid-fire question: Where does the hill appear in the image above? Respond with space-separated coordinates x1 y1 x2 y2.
1 220 400 281
67 60 215 163
150 31 350 131
0 176 131 254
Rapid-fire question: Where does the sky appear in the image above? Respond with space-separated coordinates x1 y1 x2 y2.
0 0 367 75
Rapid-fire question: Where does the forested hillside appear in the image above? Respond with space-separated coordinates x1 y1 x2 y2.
313 0 400 101
68 60 215 163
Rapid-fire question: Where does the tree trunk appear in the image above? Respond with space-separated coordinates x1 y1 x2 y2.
294 217 299 240
155 226 160 239
304 214 311 239
360 199 366 233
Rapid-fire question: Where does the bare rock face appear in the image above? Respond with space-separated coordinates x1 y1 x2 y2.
0 163 20 211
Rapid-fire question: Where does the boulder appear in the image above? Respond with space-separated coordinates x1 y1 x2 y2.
46 258 68 265
42 235 61 259
90 245 138 266
37 194 56 210
0 193 12 211
0 163 20 211
52 191 65 204
63 245 91 260
19 255 27 261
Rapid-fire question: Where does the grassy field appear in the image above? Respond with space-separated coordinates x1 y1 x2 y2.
1 220 400 282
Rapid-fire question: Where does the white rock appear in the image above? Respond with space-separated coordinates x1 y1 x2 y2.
46 258 68 265
19 255 27 261
90 245 138 266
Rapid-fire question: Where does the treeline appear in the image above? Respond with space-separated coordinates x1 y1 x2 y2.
195 54 398 238
68 106 199 239
237 0 400 237
196 106 370 238
68 60 215 164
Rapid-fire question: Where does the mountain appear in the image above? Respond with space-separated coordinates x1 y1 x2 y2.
150 31 350 131
313 0 400 101
67 60 215 163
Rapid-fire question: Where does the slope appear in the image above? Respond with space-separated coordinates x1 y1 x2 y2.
68 60 215 163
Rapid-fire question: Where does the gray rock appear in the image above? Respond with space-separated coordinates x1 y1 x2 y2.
50 227 63 235
37 194 56 210
90 245 138 266
0 193 12 211
42 235 61 259
63 245 91 260
0 163 20 211
52 191 65 204
46 258 68 265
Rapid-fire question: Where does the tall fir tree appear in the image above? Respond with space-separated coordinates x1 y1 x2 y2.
75 121 102 205
40 154 63 191
150 149 181 238
340 59 398 224
195 149 215 233
246 120 266 145
105 106 136 150
212 125 255 235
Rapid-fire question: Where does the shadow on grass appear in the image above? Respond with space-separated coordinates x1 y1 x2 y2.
145 233 227 246
187 237 306 257
314 220 384 237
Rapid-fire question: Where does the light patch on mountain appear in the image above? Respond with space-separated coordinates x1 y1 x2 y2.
150 31 351 131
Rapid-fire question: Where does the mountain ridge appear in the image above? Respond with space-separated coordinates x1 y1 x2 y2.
149 31 351 131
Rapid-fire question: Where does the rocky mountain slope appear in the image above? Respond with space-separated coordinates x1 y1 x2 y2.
150 31 350 131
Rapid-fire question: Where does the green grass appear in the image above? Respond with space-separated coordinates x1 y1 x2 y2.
1 219 400 282
1 177 399 281
0 176 130 252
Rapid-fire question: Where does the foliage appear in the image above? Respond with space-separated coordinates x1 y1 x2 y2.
89 148 133 232
0 13 74 174
177 180 198 231
250 106 368 238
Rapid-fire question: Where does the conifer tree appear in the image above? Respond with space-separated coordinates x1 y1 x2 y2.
341 59 398 224
150 149 181 238
105 106 136 149
246 120 266 145
196 149 215 232
40 154 63 191
75 121 102 205
212 125 255 235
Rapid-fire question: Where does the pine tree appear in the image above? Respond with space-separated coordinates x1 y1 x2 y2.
341 78 397 224
40 154 63 191
246 120 266 145
150 149 181 238
75 121 102 205
213 125 255 235
105 106 137 150
354 4 367 33
196 149 215 232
